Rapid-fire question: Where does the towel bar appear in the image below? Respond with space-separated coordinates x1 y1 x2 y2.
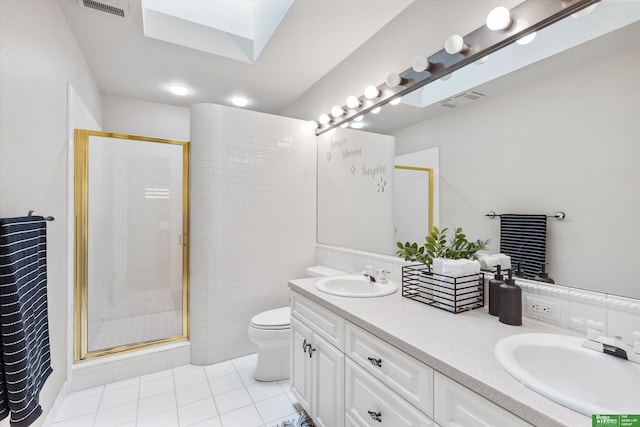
485 211 565 220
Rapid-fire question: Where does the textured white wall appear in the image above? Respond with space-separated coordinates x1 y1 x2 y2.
393 43 640 299
190 104 316 364
0 0 102 423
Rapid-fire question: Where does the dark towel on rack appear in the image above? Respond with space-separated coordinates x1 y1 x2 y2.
0 216 52 426
499 214 547 279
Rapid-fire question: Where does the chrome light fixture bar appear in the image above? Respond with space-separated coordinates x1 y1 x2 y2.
315 0 600 135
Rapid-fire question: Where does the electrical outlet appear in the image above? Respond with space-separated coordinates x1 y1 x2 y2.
525 295 560 323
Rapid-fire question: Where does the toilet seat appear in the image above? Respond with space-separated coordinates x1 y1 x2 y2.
250 307 290 330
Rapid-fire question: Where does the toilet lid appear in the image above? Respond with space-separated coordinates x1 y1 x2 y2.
250 307 290 329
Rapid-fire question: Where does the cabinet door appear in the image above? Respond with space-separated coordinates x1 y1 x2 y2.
345 359 434 427
291 316 313 413
312 332 345 427
434 373 531 427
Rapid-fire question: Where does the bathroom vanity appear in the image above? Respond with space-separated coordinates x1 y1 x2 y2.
289 276 592 427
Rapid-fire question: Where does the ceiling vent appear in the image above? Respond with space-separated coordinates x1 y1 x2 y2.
439 91 485 109
80 0 129 19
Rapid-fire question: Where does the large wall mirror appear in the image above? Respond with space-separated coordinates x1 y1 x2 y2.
74 130 189 361
315 5 640 300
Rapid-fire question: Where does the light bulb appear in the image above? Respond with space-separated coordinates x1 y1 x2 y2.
516 31 536 45
351 122 364 129
486 6 511 31
330 105 344 118
371 107 381 114
364 85 380 100
354 115 363 122
231 96 249 107
318 114 331 125
386 73 404 88
572 4 597 18
340 122 349 128
389 97 402 106
168 85 190 96
444 35 466 54
412 56 431 73
346 96 361 109
475 55 489 65
440 73 453 81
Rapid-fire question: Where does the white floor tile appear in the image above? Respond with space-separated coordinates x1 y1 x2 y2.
103 377 139 392
137 408 179 427
254 394 297 424
99 383 139 409
219 405 264 427
140 374 175 399
188 416 222 427
209 372 244 396
177 397 218 426
204 360 236 379
53 391 102 422
138 390 177 419
174 367 207 389
277 379 291 393
214 387 253 414
141 368 173 383
94 401 138 427
246 381 284 403
175 381 212 407
237 368 258 386
231 353 258 371
50 413 95 427
172 364 203 376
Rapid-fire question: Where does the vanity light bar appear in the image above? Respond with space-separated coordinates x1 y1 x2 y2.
314 0 601 136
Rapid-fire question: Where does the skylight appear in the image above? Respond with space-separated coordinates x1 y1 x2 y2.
141 0 293 63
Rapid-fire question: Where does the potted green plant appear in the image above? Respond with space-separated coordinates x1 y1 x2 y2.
396 226 489 267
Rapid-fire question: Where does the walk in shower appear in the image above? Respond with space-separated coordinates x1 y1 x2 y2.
74 130 189 361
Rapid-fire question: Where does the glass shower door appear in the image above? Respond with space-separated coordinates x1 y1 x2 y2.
74 130 189 361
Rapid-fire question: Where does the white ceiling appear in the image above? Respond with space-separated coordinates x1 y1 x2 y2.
59 0 640 133
58 0 413 113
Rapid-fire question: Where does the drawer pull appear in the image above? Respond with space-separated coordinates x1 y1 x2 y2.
302 339 310 353
367 410 382 422
308 345 316 358
367 357 382 368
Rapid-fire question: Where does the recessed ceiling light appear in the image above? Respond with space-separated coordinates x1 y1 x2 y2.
351 122 364 129
168 84 190 96
231 96 250 107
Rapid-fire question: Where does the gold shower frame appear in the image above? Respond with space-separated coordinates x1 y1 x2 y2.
74 129 190 362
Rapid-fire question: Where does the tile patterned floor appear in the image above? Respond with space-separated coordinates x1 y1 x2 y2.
49 353 302 427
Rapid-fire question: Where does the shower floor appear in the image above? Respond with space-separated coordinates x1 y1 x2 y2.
89 309 183 352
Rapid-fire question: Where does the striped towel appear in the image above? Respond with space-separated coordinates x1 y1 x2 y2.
0 216 53 426
499 214 547 279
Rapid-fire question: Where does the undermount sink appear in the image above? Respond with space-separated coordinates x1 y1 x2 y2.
315 274 398 297
495 333 640 416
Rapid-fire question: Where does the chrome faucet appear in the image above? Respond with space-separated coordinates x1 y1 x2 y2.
363 266 390 284
582 329 640 364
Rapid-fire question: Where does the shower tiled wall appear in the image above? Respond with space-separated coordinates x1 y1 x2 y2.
190 104 317 365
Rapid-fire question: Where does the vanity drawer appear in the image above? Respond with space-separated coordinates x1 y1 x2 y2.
346 321 434 417
291 293 345 350
345 359 434 427
434 372 532 427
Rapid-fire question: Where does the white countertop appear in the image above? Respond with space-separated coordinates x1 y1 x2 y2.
289 276 592 427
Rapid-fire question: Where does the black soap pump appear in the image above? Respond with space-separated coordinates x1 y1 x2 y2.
534 263 555 284
514 261 525 278
488 265 505 316
499 269 522 326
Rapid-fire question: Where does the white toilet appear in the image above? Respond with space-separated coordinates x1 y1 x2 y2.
247 265 345 381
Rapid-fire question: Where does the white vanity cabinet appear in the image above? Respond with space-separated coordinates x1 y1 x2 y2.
290 294 345 427
290 290 532 427
434 372 532 427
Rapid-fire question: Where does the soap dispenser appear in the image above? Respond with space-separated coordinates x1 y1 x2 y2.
499 269 522 326
488 265 505 316
534 263 555 284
